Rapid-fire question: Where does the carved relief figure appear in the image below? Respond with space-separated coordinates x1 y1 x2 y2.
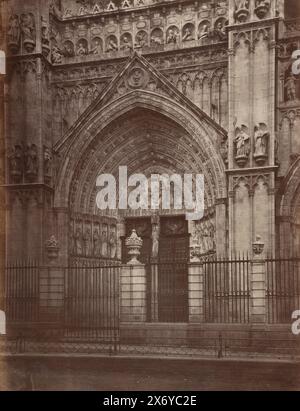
74 227 83 255
63 41 75 58
20 13 36 52
135 31 147 48
90 37 103 55
234 125 250 166
101 225 108 257
214 21 227 41
121 34 132 51
166 27 179 45
93 228 101 256
41 17 50 57
106 35 118 52
182 25 194 42
77 39 88 56
25 144 38 179
83 228 91 256
235 0 249 10
8 15 20 53
234 0 250 22
253 123 269 165
109 226 117 259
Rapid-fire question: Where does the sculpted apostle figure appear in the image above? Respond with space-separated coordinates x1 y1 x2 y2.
235 126 250 157
8 15 20 44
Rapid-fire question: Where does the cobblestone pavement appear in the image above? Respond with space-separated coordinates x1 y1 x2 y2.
0 356 299 391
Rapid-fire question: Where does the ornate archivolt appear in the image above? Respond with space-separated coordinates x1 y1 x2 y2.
54 53 227 213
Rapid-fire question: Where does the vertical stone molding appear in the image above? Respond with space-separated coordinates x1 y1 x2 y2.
188 262 204 323
251 236 266 323
120 264 147 323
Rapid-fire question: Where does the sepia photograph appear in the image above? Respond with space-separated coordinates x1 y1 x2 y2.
0 0 299 395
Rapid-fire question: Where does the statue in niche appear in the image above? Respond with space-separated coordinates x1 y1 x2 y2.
253 123 269 165
8 15 20 53
25 144 38 179
90 38 102 55
198 22 210 42
166 27 179 45
150 29 163 46
234 124 250 167
50 0 62 18
182 26 193 42
93 228 101 256
220 135 228 164
83 228 91 256
106 36 118 52
284 75 297 101
121 35 132 51
63 41 75 58
74 227 83 255
9 145 23 181
135 31 147 48
151 224 159 259
20 14 36 52
235 0 249 10
101 226 108 257
44 147 52 181
109 227 117 259
214 21 227 41
77 40 88 56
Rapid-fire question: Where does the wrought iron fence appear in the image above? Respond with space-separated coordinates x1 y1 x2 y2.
266 257 300 323
203 256 251 323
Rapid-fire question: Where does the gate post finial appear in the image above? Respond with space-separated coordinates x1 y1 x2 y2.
125 229 143 265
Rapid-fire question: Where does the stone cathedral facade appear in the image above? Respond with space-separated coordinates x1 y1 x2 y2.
1 0 300 268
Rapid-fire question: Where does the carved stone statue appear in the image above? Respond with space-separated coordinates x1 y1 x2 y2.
285 76 297 101
9 145 23 182
234 125 250 166
135 31 147 48
198 23 210 41
44 147 52 181
151 224 159 259
83 228 91 256
77 40 88 56
220 135 228 164
8 15 20 54
41 17 50 57
214 21 227 41
253 123 269 165
74 227 82 255
121 35 132 51
20 14 36 52
101 227 108 257
106 36 118 52
166 28 179 45
90 38 102 55
182 27 193 42
25 144 38 179
109 228 117 259
93 229 101 256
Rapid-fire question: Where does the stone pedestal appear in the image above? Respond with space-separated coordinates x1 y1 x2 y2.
188 262 204 323
120 264 147 323
251 237 266 324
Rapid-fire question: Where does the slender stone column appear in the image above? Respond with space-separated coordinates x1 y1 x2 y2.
251 236 266 324
120 230 147 323
188 244 204 323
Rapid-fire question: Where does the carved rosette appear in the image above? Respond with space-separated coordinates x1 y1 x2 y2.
125 229 143 265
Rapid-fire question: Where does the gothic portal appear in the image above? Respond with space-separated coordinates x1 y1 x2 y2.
1 0 300 268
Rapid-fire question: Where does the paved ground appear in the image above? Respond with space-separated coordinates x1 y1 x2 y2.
0 355 299 391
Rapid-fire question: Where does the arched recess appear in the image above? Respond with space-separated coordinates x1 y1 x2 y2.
278 156 300 256
53 89 227 259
